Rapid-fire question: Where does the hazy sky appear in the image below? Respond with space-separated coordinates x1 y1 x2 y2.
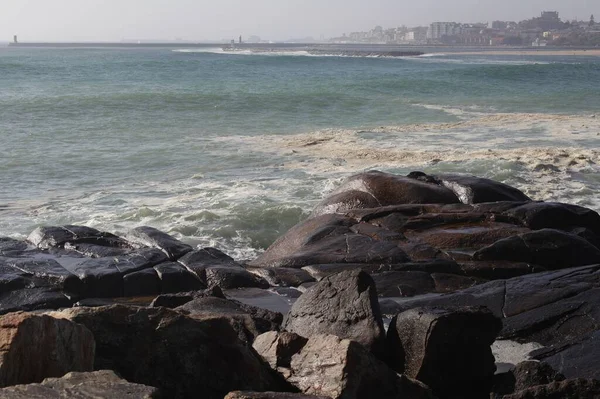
1 0 598 42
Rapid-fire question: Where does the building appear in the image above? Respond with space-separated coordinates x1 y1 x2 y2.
13 35 17 44
427 22 463 40
539 11 563 31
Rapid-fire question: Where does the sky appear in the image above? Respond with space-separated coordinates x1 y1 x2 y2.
0 0 598 42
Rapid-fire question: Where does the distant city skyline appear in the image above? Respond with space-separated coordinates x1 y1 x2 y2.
0 0 598 42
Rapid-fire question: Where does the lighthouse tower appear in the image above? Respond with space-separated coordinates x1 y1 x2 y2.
13 35 18 44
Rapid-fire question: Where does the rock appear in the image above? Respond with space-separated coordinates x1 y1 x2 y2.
502 378 600 399
153 262 206 293
113 248 170 275
287 334 434 399
65 257 123 298
329 170 460 207
283 270 386 357
177 296 283 342
4 258 83 294
312 190 381 217
148 286 226 308
253 331 308 369
0 370 160 398
48 305 291 399
531 330 600 380
430 272 485 293
504 202 600 234
205 266 269 289
123 268 161 297
0 287 73 315
301 260 461 281
27 225 129 250
386 307 502 399
0 238 29 257
431 173 531 204
474 229 600 270
226 392 328 399
370 271 436 297
246 267 315 287
178 247 241 278
126 226 193 261
512 361 565 392
0 312 94 387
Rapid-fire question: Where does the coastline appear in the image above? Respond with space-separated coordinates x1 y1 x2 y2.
436 49 600 56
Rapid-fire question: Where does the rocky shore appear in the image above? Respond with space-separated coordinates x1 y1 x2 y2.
0 171 599 398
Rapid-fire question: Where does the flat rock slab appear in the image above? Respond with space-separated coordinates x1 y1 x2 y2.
0 370 160 398
126 226 192 261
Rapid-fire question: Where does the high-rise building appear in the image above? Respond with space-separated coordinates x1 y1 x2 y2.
427 22 462 39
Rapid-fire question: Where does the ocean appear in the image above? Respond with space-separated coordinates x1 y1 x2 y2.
1 45 599 260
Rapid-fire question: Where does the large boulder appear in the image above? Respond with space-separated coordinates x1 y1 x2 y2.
287 334 434 399
283 270 386 357
253 331 308 370
313 170 460 216
0 370 160 398
48 305 291 399
428 173 531 204
386 307 502 399
0 312 95 387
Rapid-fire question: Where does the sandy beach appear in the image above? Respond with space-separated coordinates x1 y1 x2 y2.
442 49 600 56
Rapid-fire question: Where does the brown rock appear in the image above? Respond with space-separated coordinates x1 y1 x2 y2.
0 312 94 387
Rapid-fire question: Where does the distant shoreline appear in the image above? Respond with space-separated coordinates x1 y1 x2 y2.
441 49 600 56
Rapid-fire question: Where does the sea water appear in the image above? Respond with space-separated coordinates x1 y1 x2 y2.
1 46 599 259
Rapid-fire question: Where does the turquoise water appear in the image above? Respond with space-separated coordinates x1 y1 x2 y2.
1 46 599 258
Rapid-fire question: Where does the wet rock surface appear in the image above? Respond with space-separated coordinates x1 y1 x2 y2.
0 172 599 398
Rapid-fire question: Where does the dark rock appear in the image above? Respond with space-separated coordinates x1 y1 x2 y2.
27 225 129 250
431 272 485 293
64 258 123 298
330 170 460 207
226 393 328 399
371 271 436 297
0 370 161 398
113 248 169 275
283 270 386 357
386 306 502 399
0 238 29 257
512 361 566 392
0 287 73 315
126 226 193 261
474 229 600 270
502 378 600 399
432 173 531 204
123 268 161 297
248 214 355 268
531 330 600 380
205 266 269 289
49 305 291 399
253 331 308 369
504 202 600 234
246 267 315 287
301 260 460 281
149 286 226 308
287 334 435 399
459 261 543 280
153 262 205 293
312 190 380 216
63 242 131 258
4 258 82 294
177 296 283 342
178 247 241 280
0 262 35 294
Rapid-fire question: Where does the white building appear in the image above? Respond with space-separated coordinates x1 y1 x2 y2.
427 22 463 39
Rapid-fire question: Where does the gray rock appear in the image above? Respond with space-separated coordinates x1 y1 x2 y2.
0 287 73 315
153 262 206 293
502 378 600 399
205 266 269 289
432 173 531 204
253 331 308 369
246 267 315 287
123 268 161 297
283 270 386 358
